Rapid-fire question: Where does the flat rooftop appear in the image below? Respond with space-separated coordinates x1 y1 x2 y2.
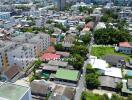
0 82 29 100
55 68 79 81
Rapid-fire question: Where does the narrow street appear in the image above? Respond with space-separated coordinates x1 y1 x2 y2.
74 16 99 100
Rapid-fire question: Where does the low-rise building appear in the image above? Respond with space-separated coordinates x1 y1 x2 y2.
103 55 125 67
48 60 68 68
30 80 52 98
49 85 76 100
0 12 11 21
118 42 132 54
99 76 122 91
2 65 21 82
54 68 80 86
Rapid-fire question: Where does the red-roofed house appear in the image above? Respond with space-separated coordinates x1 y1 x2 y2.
118 42 132 54
40 53 60 61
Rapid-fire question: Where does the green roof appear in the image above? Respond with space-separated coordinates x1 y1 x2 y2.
0 82 29 100
55 68 79 81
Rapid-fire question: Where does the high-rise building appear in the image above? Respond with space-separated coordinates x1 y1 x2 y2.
53 0 66 10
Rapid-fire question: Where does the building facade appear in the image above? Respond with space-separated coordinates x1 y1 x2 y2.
7 43 36 69
54 0 66 10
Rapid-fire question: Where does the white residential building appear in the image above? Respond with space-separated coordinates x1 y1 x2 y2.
0 41 18 72
0 82 32 100
11 32 34 43
7 43 36 69
28 33 50 56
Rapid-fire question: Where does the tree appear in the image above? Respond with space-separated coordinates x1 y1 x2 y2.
71 45 88 57
100 15 109 22
54 44 63 51
54 23 69 32
69 54 84 70
33 59 42 76
85 17 93 23
86 64 96 74
94 28 132 45
85 73 100 89
81 91 109 100
47 28 54 35
111 94 124 100
46 20 53 24
34 59 42 68
76 25 83 32
98 94 109 100
116 82 122 93
127 95 132 100
81 34 91 44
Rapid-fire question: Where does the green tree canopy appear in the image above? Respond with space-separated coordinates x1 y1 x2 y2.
127 95 132 100
81 34 91 44
68 54 84 70
71 45 88 57
85 16 93 23
85 73 100 89
111 94 124 100
94 28 132 45
54 44 63 51
54 23 69 32
86 64 96 74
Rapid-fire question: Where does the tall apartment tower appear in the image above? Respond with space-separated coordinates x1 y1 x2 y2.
54 0 66 11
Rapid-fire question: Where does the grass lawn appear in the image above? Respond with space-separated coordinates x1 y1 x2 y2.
91 46 132 61
81 91 107 100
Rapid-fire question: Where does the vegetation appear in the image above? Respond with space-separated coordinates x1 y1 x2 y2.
85 16 93 23
46 20 53 24
81 91 109 100
81 91 130 100
68 54 84 70
101 9 118 22
111 94 124 100
86 64 96 74
85 73 100 89
54 23 69 32
71 45 88 57
33 59 42 76
127 95 132 100
76 25 83 32
21 27 45 33
85 64 100 89
91 47 132 60
94 28 132 45
29 74 41 82
116 82 123 93
54 44 63 51
79 6 93 14
81 34 91 45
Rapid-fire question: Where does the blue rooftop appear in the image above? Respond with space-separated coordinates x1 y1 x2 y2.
127 70 132 76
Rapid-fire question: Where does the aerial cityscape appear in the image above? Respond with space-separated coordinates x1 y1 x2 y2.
0 0 132 100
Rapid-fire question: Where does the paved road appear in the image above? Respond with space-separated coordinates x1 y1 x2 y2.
74 36 93 100
74 60 88 100
74 16 100 100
